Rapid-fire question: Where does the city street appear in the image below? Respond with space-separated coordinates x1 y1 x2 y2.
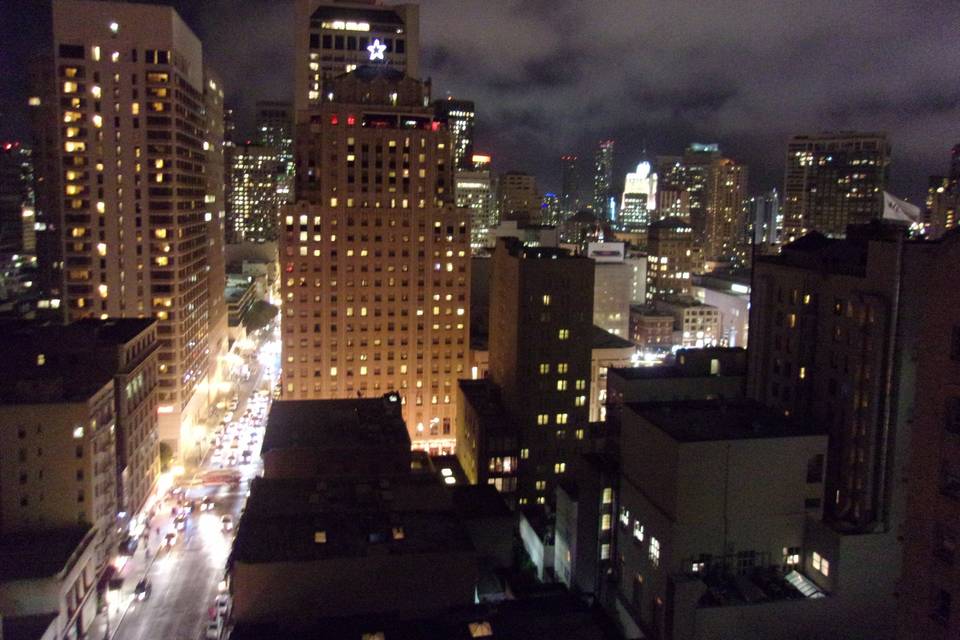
97 325 280 640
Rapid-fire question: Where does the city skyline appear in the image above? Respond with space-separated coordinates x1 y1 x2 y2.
2 1 959 201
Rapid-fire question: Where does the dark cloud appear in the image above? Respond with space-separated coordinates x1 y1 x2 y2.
3 0 958 201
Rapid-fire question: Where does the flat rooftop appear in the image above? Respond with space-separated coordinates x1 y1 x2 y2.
0 526 92 581
625 399 814 442
262 394 409 454
233 477 473 564
229 592 620 640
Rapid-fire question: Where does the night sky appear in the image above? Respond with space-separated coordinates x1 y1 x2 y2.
3 0 959 201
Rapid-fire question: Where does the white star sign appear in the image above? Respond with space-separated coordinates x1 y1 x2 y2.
367 38 386 61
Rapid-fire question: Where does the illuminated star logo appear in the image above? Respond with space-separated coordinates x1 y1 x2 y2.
367 38 386 61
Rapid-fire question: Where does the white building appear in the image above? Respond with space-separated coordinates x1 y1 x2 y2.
620 161 657 230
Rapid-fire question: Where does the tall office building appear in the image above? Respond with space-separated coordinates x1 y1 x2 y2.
703 156 748 264
0 142 35 257
294 0 420 113
456 164 495 253
645 218 700 301
498 171 539 224
434 98 475 171
620 160 657 230
284 66 469 454
227 143 282 242
560 154 579 217
256 100 295 204
783 132 890 242
29 0 227 451
593 140 615 221
488 239 594 505
655 156 690 222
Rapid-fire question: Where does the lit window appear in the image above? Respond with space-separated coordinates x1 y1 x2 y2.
557 363 568 374
602 487 613 504
537 414 549 425
558 329 570 340
554 462 566 474
633 521 644 542
556 413 568 424
73 426 83 439
556 379 568 391
520 448 529 459
649 537 660 566
314 531 327 544
601 543 611 560
542 294 551 306
575 379 586 390
538 363 549 375
575 395 586 407
620 507 630 526
811 551 829 576
37 354 46 366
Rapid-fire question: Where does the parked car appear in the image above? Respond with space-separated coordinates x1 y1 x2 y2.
201 496 215 512
162 531 177 549
220 515 234 532
205 620 221 639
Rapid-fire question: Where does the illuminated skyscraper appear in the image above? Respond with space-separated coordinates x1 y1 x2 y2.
284 66 470 454
29 0 228 451
227 143 282 243
620 160 657 230
703 157 748 264
645 218 700 301
783 132 890 242
294 0 420 113
456 160 495 253
0 142 35 257
593 140 615 220
434 98 475 171
924 143 960 238
256 100 295 203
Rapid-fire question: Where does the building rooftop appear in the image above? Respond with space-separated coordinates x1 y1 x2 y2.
232 476 473 565
624 399 813 442
229 593 621 640
0 526 92 582
262 394 409 455
629 304 673 318
591 325 634 350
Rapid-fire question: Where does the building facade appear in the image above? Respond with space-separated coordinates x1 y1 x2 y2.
645 218 700 301
593 140 615 221
620 161 657 231
434 98 474 171
255 100 294 204
498 171 539 224
783 132 890 242
30 0 227 453
227 143 282 243
284 67 469 454
560 154 579 218
456 168 495 253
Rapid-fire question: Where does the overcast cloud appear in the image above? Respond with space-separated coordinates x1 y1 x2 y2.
3 0 958 199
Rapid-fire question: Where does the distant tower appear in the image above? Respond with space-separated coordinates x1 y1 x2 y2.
593 140 615 221
434 98 475 171
560 154 579 218
620 161 657 230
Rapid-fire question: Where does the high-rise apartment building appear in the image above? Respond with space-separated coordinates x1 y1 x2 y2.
294 0 420 113
488 239 594 505
284 66 469 454
0 142 35 257
703 156 748 264
593 140 615 221
560 154 579 217
620 160 657 231
645 217 700 301
227 143 282 243
256 100 295 204
783 132 890 242
498 171 539 224
434 98 475 171
29 0 228 452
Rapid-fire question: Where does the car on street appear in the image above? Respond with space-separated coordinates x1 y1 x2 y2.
201 496 215 511
135 579 151 601
215 594 230 618
205 620 221 639
174 514 187 530
162 531 177 549
220 515 233 532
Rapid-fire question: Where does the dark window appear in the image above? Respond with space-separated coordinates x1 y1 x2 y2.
933 589 951 625
75 445 83 459
385 38 393 52
804 497 821 509
322 34 332 49
947 398 960 435
131 49 138 62
59 44 85 59
157 50 169 64
310 33 319 48
396 39 405 54
334 35 344 50
934 526 957 565
347 36 356 49
806 454 824 483
952 326 960 362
